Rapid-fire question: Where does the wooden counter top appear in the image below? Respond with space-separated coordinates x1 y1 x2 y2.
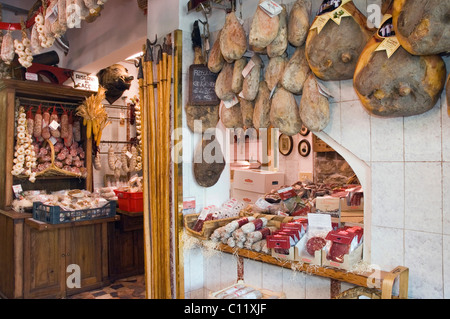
0 208 32 220
25 215 120 231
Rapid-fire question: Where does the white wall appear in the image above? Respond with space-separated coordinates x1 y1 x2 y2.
147 0 450 299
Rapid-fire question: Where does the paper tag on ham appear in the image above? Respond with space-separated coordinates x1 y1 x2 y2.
242 59 256 78
259 0 283 18
126 151 133 159
222 95 239 109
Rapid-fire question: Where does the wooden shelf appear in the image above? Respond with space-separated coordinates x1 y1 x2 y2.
25 215 120 231
216 243 409 299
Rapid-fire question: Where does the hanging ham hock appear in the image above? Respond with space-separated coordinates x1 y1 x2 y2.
354 14 446 118
305 0 375 81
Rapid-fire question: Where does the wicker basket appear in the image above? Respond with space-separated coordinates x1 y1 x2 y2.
184 213 239 241
35 140 86 178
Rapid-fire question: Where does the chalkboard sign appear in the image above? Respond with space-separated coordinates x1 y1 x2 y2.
188 64 220 106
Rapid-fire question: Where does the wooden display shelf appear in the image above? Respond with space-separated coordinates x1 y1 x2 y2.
216 243 408 299
25 215 120 231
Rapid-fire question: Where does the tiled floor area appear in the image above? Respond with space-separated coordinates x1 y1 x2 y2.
69 275 146 299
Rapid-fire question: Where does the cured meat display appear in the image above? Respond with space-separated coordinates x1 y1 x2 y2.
265 55 287 92
305 0 375 81
270 87 302 136
220 12 247 63
306 237 326 256
354 14 446 117
185 104 220 133
215 62 235 101
281 44 311 95
240 98 255 129
392 0 450 56
193 136 226 188
208 29 225 73
232 57 247 94
221 103 243 129
267 4 288 58
240 54 264 101
253 81 271 130
287 0 310 47
299 73 330 132
249 0 280 49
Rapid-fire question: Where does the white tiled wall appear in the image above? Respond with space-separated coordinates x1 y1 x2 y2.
152 0 450 299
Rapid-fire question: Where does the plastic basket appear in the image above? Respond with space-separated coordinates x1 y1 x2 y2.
114 190 143 213
32 200 117 224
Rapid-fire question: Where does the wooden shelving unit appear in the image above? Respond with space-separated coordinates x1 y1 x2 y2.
0 79 95 210
216 243 409 299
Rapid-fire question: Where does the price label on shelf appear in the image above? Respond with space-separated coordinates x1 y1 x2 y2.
12 184 23 198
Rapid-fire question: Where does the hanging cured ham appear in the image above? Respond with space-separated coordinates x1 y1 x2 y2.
253 81 271 130
240 98 255 129
353 14 446 118
270 87 302 136
299 74 330 132
265 55 288 92
249 0 280 49
287 0 310 47
267 4 288 58
208 29 225 73
392 0 450 56
241 54 263 101
221 103 243 129
232 58 247 94
305 0 374 81
185 104 220 133
220 11 247 63
193 136 226 188
281 44 311 95
215 62 235 101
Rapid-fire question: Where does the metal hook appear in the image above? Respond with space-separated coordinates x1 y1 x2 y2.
145 34 157 62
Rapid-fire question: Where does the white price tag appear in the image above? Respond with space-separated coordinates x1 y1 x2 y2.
259 0 282 18
126 151 133 159
49 136 57 145
25 72 38 81
12 184 23 195
49 120 60 130
241 59 256 78
222 95 239 109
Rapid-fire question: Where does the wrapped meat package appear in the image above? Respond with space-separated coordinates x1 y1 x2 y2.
325 226 363 264
297 213 332 263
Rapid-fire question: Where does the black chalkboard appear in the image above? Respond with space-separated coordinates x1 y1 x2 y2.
188 64 220 106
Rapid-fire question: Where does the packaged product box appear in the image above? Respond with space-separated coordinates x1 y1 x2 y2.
322 226 364 271
233 169 285 194
294 213 332 265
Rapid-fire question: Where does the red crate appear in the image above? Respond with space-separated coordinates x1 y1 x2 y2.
114 190 143 212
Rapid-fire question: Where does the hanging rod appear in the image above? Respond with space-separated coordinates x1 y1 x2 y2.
100 140 135 144
17 96 82 107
